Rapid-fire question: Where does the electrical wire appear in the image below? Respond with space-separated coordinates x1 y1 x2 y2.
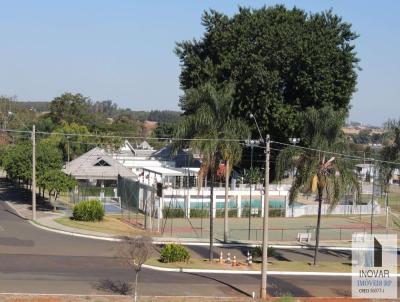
1 128 399 166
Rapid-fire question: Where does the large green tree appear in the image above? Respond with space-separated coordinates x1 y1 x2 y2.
176 5 359 142
174 83 249 256
46 122 92 161
380 119 400 197
1 140 63 190
276 107 360 265
49 93 109 131
39 169 76 211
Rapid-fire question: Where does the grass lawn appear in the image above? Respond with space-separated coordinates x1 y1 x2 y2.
145 258 353 273
54 215 150 236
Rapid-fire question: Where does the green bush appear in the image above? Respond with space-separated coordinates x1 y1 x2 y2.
190 209 209 218
79 186 115 197
252 246 277 258
72 199 105 222
215 209 238 218
160 244 190 263
269 209 284 217
162 208 185 218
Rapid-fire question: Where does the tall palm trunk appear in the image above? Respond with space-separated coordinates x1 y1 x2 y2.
223 159 230 242
209 171 215 261
313 188 323 265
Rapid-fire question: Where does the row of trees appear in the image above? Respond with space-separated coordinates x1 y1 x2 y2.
0 140 76 210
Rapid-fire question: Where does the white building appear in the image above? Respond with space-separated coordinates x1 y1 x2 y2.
111 140 176 175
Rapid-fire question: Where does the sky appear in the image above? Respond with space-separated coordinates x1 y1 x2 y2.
0 0 399 126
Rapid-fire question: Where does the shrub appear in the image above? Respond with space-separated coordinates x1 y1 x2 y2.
215 209 238 218
162 208 184 218
160 244 190 263
269 209 284 217
251 246 277 258
72 199 105 222
190 209 209 218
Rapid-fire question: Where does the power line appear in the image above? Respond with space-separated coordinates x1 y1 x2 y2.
271 140 400 166
1 128 399 166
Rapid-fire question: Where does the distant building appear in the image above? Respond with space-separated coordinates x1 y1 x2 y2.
355 163 376 182
111 140 176 174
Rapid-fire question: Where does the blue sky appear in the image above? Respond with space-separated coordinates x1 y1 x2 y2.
0 0 399 126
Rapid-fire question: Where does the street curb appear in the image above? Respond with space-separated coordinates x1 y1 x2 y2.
29 220 123 242
142 264 400 277
154 240 355 250
4 201 29 220
27 220 357 250
4 200 123 242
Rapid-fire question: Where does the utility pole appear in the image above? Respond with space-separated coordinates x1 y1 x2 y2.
370 160 376 234
32 124 36 221
248 141 254 240
260 134 270 299
385 191 389 230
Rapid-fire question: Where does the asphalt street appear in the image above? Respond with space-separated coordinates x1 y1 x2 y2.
0 182 395 298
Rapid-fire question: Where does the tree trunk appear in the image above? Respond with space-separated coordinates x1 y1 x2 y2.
53 193 58 212
134 270 139 302
209 171 215 261
313 189 323 265
223 159 230 242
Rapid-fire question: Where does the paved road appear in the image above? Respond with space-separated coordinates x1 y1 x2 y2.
0 183 393 298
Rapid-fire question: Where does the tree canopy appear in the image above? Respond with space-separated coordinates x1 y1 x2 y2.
176 5 359 141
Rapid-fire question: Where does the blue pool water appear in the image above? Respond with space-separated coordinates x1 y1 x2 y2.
165 199 302 209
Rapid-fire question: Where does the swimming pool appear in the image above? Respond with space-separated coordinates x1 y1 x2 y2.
164 198 302 209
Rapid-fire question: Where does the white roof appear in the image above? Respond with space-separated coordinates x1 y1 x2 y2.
63 147 137 180
138 141 153 150
142 167 184 176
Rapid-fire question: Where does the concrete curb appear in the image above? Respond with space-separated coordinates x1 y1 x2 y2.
142 264 400 277
5 201 29 220
29 220 123 242
27 220 357 250
154 240 355 250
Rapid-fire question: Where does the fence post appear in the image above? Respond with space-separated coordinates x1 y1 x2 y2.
339 228 342 241
281 228 284 241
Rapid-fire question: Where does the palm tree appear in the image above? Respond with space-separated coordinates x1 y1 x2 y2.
174 83 249 259
276 107 360 265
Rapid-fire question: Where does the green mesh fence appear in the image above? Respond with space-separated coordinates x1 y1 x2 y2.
118 175 140 211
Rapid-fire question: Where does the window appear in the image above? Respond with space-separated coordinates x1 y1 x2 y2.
94 159 111 167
